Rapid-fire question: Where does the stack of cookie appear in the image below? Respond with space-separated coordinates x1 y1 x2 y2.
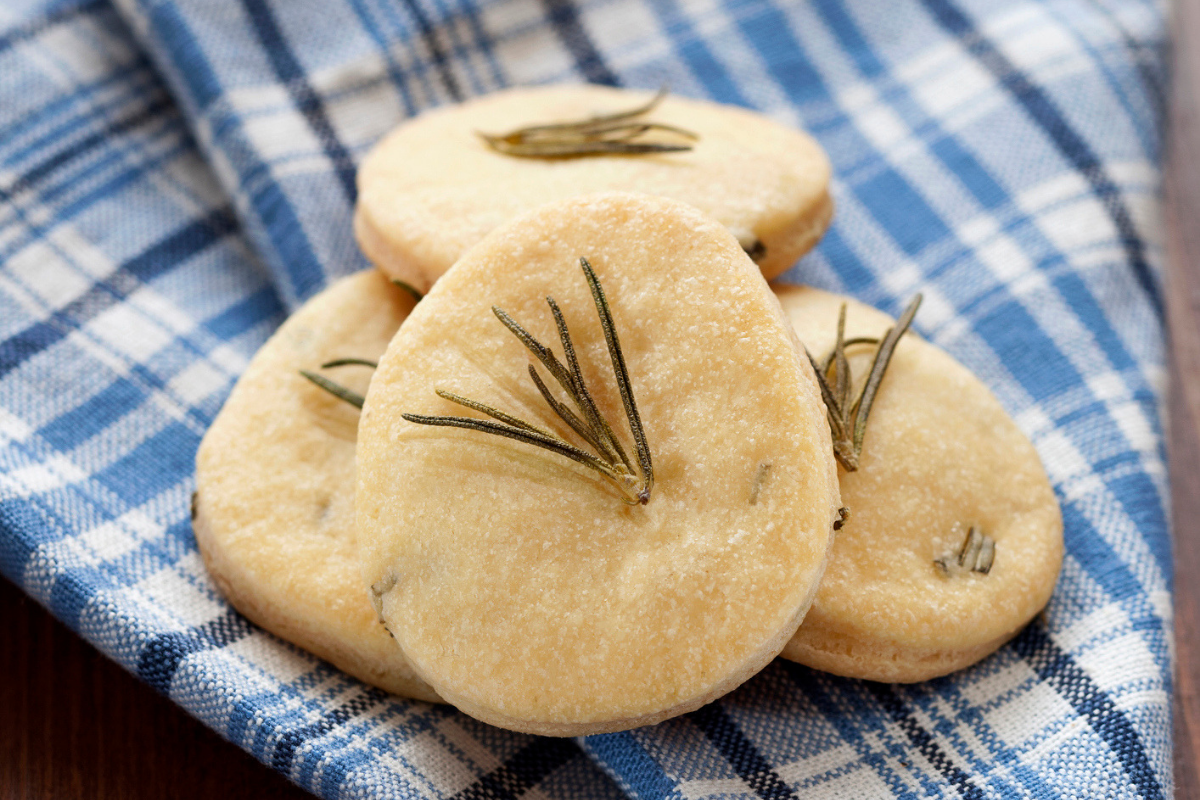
193 86 1063 736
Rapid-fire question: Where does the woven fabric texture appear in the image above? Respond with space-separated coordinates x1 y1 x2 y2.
0 0 1171 797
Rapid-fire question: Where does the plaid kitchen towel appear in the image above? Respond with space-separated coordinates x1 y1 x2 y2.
0 0 1171 796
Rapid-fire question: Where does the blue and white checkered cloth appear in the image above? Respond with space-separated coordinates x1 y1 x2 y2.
0 0 1171 796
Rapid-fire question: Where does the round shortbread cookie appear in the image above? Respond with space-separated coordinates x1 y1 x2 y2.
775 285 1063 682
194 270 438 701
357 193 840 735
355 85 833 293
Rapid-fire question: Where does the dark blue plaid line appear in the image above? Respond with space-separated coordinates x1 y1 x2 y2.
0 0 105 55
452 738 580 800
137 607 254 691
1 95 173 201
398 0 465 100
539 0 620 86
780 663 920 798
270 687 389 773
0 207 238 382
454 0 508 92
419 0 493 97
689 704 799 800
240 0 358 202
1 59 159 168
1086 0 1166 134
866 685 985 800
143 4 328 304
920 0 1163 319
1040 2 1158 161
346 0 422 118
1014 621 1164 800
644 0 750 106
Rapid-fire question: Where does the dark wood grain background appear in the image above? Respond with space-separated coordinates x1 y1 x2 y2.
3 8 1197 799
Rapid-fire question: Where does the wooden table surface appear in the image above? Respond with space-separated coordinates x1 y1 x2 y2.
4 11 1199 800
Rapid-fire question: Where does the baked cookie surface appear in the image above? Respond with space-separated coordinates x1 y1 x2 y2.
194 270 438 701
356 193 840 735
775 285 1063 682
355 85 833 292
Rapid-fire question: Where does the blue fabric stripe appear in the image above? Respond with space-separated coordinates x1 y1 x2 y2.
780 664 920 799
2 95 170 199
539 0 620 85
92 421 201 508
36 378 146 452
585 732 683 800
867 685 985 800
240 0 358 201
137 608 253 692
0 208 237 381
920 0 1163 318
0 0 104 55
144 3 327 304
1014 622 1164 800
690 704 799 799
273 688 388 773
645 0 748 106
451 738 580 800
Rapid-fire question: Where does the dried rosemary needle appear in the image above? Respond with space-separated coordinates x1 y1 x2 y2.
403 257 653 505
479 87 697 158
807 294 922 471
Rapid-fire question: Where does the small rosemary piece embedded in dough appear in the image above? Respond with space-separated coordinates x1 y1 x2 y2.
749 463 772 505
403 258 654 505
479 88 697 158
833 506 850 531
807 294 922 471
743 239 767 263
391 278 423 302
935 526 996 575
299 358 378 409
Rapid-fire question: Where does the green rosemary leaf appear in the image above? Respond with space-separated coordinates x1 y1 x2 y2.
300 370 364 409
833 303 851 430
806 349 848 443
850 294 922 456
391 279 423 302
405 259 652 505
499 87 669 137
480 139 693 158
435 388 552 437
526 365 616 460
818 337 880 373
813 294 921 471
478 87 697 160
492 306 579 398
401 412 641 504
546 296 633 472
580 257 653 504
320 358 379 369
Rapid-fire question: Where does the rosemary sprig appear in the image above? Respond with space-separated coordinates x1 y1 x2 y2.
299 358 379 410
403 258 654 505
934 526 995 575
479 88 697 159
807 294 922 471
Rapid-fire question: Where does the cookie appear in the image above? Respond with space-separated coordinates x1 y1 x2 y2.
194 270 438 701
355 85 833 293
775 285 1063 682
356 193 840 735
